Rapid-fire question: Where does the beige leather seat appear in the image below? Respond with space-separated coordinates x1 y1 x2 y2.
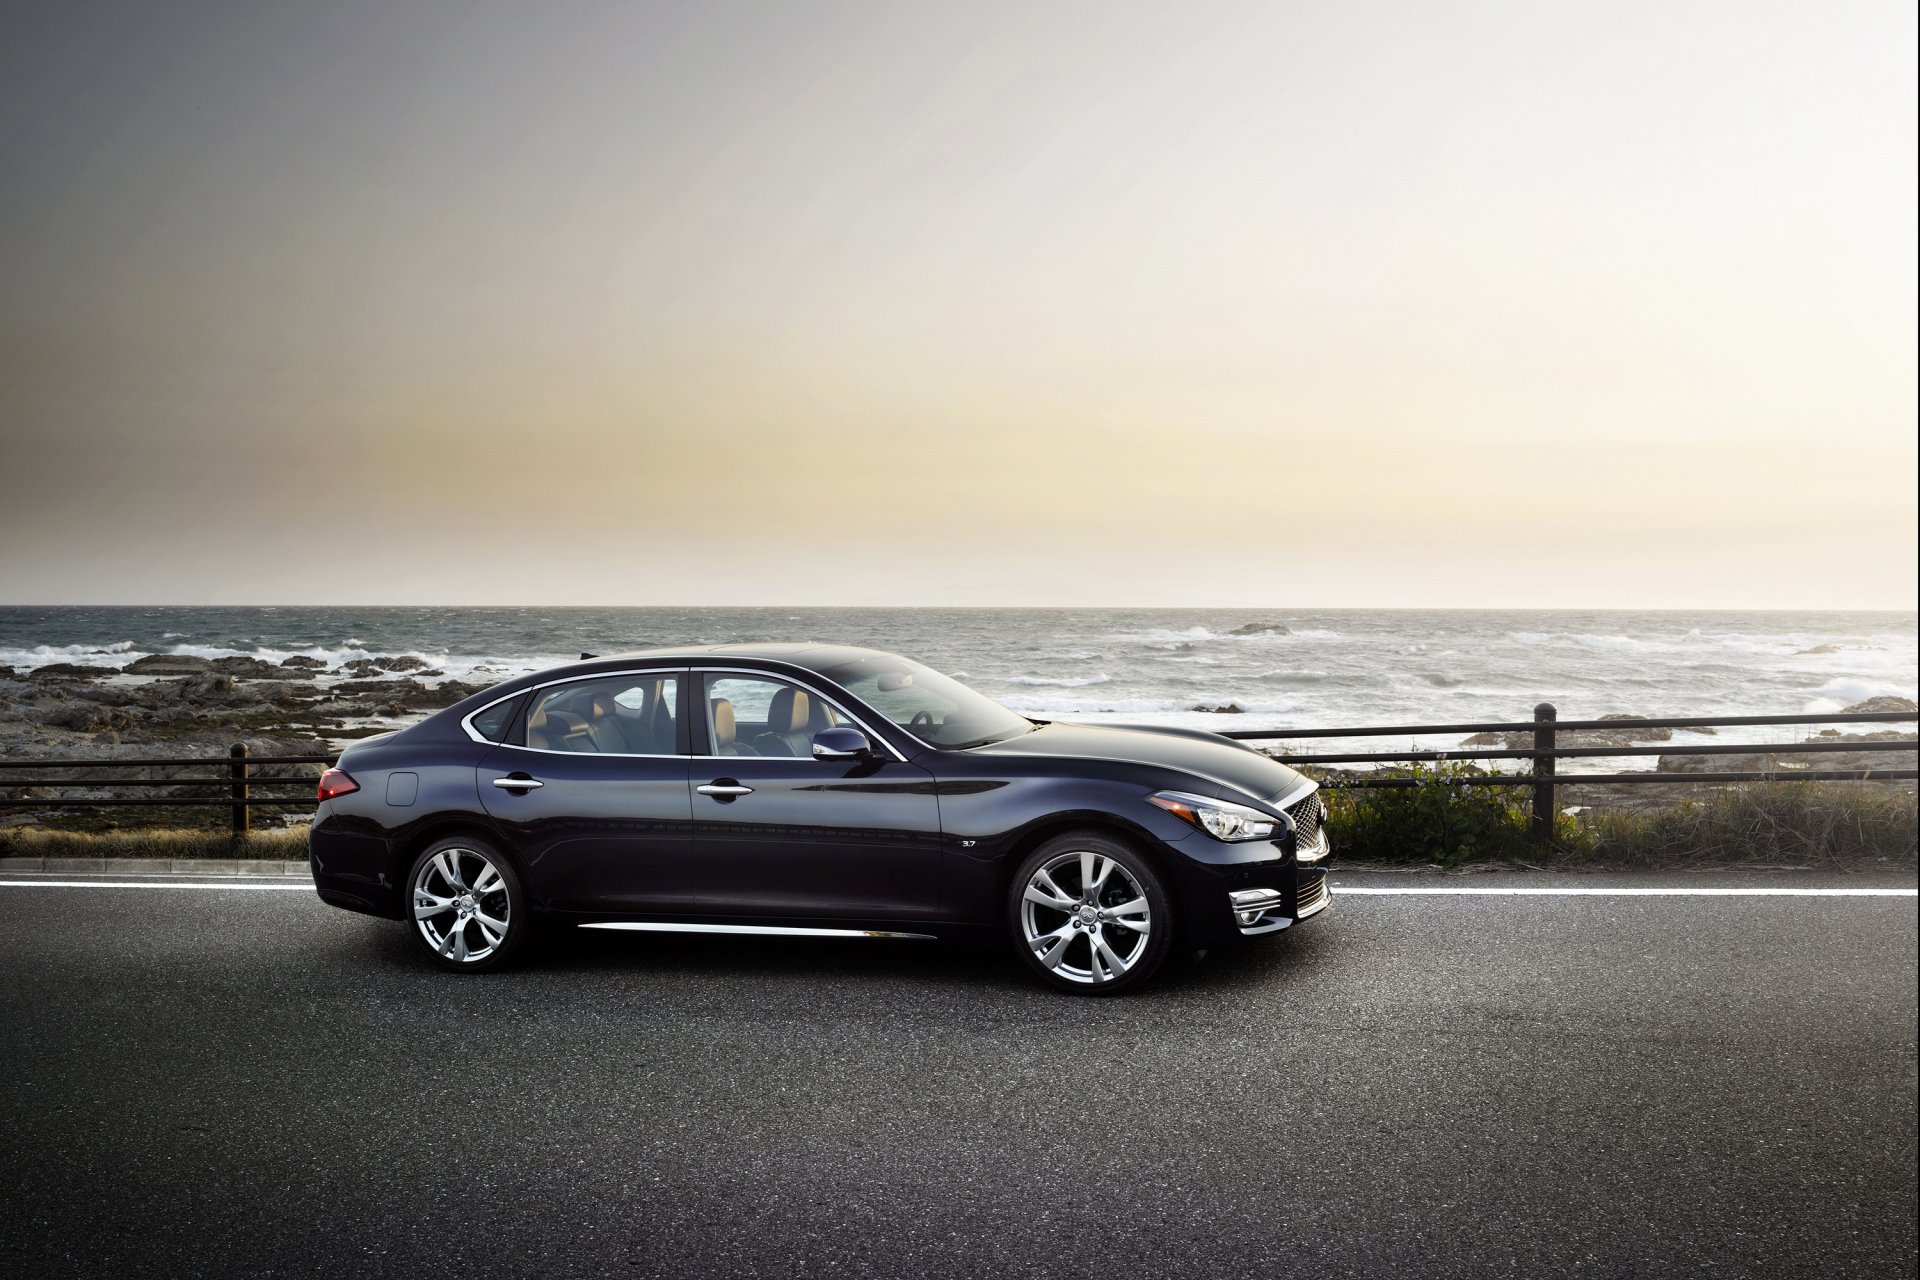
753 687 815 757
710 699 758 756
582 693 631 754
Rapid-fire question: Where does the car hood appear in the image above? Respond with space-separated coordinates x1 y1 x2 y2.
976 721 1313 809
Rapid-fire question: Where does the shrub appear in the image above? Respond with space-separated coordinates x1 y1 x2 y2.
1320 763 1575 867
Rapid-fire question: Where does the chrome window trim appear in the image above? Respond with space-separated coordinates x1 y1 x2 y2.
459 664 908 764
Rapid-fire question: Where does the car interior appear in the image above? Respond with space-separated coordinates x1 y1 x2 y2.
526 678 678 754
707 682 844 757
520 675 852 758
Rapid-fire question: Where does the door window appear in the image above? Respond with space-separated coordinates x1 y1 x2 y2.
525 674 679 754
703 674 846 757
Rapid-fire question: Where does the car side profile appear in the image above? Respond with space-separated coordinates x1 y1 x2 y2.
309 644 1331 993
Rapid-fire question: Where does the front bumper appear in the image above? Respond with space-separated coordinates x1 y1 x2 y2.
1230 866 1331 935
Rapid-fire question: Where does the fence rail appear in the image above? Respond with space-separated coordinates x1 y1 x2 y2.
0 705 1914 844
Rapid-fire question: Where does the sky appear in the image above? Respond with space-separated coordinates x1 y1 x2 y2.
0 0 1914 609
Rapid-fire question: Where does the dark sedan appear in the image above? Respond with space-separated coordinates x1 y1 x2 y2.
309 644 1331 993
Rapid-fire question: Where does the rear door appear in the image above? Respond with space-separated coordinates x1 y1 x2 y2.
682 670 947 921
478 670 695 912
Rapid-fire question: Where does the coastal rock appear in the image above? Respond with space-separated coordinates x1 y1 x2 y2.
1227 623 1291 637
39 704 137 733
373 655 432 673
339 658 383 676
209 656 279 679
1657 752 1775 774
1794 643 1843 655
1839 695 1917 715
190 673 238 699
123 654 212 676
1483 713 1672 750
1191 702 1246 714
309 699 378 718
278 656 327 671
333 678 426 700
28 663 110 680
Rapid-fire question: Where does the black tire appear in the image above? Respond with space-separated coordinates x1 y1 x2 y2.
403 836 529 973
1007 830 1174 995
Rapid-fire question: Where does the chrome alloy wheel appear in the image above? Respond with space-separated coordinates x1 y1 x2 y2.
1019 850 1152 985
411 848 511 964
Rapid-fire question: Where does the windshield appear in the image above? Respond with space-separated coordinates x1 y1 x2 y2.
822 656 1034 750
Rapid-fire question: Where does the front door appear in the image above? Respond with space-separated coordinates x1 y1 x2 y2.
684 671 946 921
478 670 694 912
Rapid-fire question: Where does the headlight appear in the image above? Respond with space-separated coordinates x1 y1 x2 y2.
1147 790 1280 842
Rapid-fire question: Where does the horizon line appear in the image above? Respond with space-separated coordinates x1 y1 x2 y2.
2 602 1916 615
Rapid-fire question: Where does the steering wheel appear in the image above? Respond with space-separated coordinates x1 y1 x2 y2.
909 710 937 730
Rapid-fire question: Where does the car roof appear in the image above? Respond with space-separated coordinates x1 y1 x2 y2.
532 642 905 683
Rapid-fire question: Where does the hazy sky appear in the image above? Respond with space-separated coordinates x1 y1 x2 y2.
1 0 1914 608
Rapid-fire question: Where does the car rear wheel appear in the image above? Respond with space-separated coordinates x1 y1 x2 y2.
405 838 526 972
1009 832 1173 994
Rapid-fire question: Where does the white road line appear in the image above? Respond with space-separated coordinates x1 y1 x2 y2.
1331 886 1917 897
0 880 313 890
0 880 1911 898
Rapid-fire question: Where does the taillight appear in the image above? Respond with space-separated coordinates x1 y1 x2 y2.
317 768 359 802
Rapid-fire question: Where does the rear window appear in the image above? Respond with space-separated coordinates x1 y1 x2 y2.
469 694 524 743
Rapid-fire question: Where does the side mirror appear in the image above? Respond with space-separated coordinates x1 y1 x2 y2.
812 727 873 761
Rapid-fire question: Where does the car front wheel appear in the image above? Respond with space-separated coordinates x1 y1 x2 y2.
405 838 527 972
1009 832 1173 994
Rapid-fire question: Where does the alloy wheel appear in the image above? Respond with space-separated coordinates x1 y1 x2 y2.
1019 850 1152 985
411 847 512 964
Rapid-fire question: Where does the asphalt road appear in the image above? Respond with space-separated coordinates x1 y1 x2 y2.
2 871 1915 1279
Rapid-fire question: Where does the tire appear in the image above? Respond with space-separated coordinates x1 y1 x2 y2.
1008 831 1174 995
404 837 529 972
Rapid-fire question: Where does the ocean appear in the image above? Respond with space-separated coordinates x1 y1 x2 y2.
2 606 1913 766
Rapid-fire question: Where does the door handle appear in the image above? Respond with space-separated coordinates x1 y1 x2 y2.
697 783 754 797
492 775 543 791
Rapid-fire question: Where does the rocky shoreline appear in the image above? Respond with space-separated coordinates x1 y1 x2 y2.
0 653 506 829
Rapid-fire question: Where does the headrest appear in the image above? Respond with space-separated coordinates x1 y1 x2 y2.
710 698 736 746
589 693 618 719
767 686 810 733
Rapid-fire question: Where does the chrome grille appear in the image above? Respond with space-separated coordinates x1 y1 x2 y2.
1297 875 1329 915
1285 792 1324 849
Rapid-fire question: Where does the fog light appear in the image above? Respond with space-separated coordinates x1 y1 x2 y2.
1230 887 1285 927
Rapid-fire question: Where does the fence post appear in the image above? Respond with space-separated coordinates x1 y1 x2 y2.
228 743 249 839
1531 703 1556 846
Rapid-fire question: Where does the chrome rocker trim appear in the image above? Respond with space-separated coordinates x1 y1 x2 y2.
578 922 938 940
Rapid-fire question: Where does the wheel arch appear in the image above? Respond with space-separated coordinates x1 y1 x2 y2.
393 815 521 885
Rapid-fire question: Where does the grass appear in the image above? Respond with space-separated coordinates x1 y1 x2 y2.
0 826 309 861
1322 765 1917 869
1575 784 1918 870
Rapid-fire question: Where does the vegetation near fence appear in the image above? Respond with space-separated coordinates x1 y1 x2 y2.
0 826 308 861
1323 766 1918 869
